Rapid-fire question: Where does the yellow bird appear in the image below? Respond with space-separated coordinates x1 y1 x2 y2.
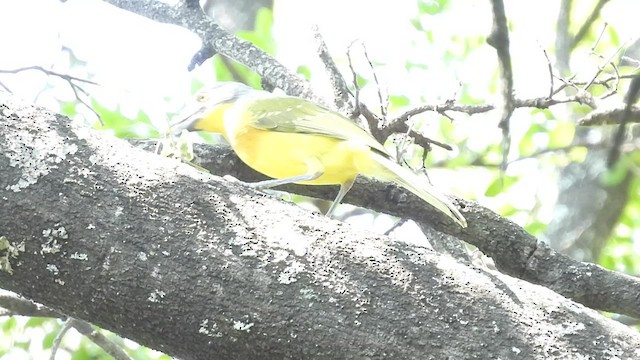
172 82 466 227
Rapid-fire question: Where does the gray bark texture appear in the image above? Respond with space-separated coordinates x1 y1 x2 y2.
2 93 640 358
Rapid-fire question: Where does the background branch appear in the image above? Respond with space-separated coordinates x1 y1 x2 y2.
487 0 515 170
103 0 320 102
312 25 353 115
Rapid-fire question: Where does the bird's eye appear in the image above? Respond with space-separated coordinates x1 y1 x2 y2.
196 93 208 102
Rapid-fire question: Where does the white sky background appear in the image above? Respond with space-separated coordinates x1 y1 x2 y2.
0 0 638 227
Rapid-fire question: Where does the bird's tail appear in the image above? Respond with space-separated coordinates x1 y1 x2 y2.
369 152 467 227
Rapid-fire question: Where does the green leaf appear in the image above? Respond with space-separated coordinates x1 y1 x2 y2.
43 331 58 349
417 0 449 15
92 99 160 139
518 123 547 155
608 26 620 47
297 65 312 81
237 8 276 55
599 159 628 186
547 120 575 148
389 95 410 108
356 74 368 88
2 317 16 332
405 61 428 71
524 220 547 236
530 108 555 120
59 101 78 117
410 18 423 31
484 175 518 197
25 317 48 328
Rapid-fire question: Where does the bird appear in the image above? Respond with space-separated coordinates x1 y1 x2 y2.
171 82 467 227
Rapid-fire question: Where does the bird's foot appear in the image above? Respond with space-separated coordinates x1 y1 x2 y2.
222 175 286 199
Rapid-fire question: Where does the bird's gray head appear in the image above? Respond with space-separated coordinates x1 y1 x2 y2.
171 82 262 134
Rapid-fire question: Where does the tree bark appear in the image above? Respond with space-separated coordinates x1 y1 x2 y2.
2 92 640 359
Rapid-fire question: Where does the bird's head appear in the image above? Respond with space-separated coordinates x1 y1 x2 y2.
171 82 259 134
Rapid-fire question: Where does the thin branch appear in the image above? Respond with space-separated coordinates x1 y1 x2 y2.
555 0 573 74
346 41 362 120
0 81 12 93
0 66 98 85
312 25 353 115
346 43 386 141
608 73 640 167
0 65 103 125
542 48 555 98
0 294 62 318
383 218 408 236
0 294 131 359
361 43 388 119
583 25 626 92
71 319 133 360
49 319 75 360
486 0 515 171
570 0 611 48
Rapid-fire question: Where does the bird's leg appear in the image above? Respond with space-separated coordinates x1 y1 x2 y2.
325 177 356 216
245 171 323 190
237 157 325 190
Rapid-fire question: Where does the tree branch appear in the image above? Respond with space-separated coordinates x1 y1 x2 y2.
166 142 640 319
570 0 611 48
578 105 640 126
312 25 353 115
487 0 515 170
102 0 319 102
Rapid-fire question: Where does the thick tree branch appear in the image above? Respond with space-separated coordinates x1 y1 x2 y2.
3 88 640 359
175 142 640 319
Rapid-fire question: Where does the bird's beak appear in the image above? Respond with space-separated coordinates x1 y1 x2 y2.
170 104 206 136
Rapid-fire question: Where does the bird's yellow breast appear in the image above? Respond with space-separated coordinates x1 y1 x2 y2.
229 126 376 186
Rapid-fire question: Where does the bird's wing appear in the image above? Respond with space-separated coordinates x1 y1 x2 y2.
246 96 389 156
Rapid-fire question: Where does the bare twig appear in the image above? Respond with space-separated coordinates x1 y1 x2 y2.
346 41 363 120
0 65 102 125
383 218 409 236
542 48 555 98
570 0 611 48
49 319 75 360
312 25 353 115
0 81 11 93
486 0 515 171
0 66 97 86
361 44 388 119
71 319 133 360
608 73 640 167
583 25 626 94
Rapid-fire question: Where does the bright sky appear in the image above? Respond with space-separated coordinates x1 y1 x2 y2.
1 0 637 118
